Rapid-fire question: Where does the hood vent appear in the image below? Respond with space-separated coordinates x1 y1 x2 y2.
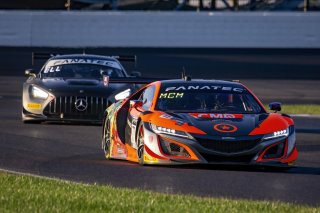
67 79 99 86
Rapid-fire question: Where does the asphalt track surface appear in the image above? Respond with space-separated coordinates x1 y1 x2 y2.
0 76 320 206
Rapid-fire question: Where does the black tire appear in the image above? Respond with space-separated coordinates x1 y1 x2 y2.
137 122 145 165
102 117 111 159
22 119 42 124
22 110 42 124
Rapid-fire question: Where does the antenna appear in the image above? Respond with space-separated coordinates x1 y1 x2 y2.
181 67 186 79
181 67 191 81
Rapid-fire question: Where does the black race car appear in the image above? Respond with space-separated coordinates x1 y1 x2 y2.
22 53 141 124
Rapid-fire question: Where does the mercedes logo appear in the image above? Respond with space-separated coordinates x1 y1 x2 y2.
75 98 88 111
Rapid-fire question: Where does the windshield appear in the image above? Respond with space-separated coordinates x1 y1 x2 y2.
156 85 263 114
41 63 126 79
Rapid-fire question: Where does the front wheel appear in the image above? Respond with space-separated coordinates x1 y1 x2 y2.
137 122 145 165
102 118 111 159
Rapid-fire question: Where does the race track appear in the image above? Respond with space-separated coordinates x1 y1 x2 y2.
0 76 319 206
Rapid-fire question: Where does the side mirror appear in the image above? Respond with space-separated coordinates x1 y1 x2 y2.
25 69 36 78
130 100 143 108
130 71 142 77
269 102 281 112
114 89 131 101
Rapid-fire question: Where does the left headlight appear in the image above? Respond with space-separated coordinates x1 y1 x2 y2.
150 124 194 139
31 86 49 100
263 128 289 140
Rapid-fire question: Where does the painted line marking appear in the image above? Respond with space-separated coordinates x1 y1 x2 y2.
290 114 320 118
0 168 84 185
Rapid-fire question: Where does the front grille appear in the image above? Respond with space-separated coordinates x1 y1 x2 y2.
43 96 108 121
196 137 262 154
200 152 256 163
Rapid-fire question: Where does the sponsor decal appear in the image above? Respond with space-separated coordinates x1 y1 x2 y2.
165 85 244 93
45 59 122 71
44 66 61 73
159 114 185 126
189 113 243 119
159 92 184 99
27 103 42 109
160 114 173 119
117 147 125 154
214 123 238 133
103 75 109 87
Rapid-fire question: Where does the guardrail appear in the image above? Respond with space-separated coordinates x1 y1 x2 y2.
0 11 319 48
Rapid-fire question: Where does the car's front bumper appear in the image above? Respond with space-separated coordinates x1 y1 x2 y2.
141 125 297 166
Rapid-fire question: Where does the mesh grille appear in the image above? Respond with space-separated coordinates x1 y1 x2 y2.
43 96 108 120
196 137 262 154
200 152 256 163
160 137 190 158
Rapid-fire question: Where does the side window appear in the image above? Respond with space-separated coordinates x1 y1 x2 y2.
141 86 156 110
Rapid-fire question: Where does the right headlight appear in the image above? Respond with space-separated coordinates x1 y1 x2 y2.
263 128 289 141
150 124 194 140
31 86 49 100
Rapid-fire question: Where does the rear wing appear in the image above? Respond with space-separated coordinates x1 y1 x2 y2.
32 52 137 66
111 55 136 63
107 77 239 84
107 77 165 84
32 52 57 66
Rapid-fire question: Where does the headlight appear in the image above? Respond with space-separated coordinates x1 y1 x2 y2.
31 86 49 99
263 128 289 140
150 124 194 139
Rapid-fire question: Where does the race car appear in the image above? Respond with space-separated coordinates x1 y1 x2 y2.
101 78 297 166
22 53 141 124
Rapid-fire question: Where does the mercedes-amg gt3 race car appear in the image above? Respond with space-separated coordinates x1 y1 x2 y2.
102 79 298 166
22 53 140 124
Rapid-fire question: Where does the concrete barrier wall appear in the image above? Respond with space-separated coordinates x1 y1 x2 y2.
0 11 320 48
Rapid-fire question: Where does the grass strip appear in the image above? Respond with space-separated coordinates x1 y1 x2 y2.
0 172 319 213
265 104 320 115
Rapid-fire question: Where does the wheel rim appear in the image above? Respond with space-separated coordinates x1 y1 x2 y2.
103 120 110 156
137 126 144 160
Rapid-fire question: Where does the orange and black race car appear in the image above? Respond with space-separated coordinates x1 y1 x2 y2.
102 78 297 166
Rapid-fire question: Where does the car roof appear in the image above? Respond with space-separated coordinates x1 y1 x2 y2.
159 79 243 87
50 54 117 61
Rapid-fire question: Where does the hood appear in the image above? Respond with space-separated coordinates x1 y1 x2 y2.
32 78 130 97
172 113 261 137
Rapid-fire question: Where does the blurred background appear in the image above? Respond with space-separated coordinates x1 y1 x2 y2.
0 0 319 80
1 0 320 11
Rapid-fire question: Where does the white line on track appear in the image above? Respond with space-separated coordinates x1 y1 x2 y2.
0 168 84 185
291 114 320 118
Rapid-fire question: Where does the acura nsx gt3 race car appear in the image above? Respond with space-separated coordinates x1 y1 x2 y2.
22 53 140 123
102 79 297 166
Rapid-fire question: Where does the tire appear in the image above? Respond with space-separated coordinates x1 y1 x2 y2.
137 122 145 165
22 119 42 124
22 110 42 124
102 117 111 159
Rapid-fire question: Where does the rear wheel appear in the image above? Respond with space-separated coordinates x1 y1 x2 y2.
137 122 145 165
102 118 111 159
